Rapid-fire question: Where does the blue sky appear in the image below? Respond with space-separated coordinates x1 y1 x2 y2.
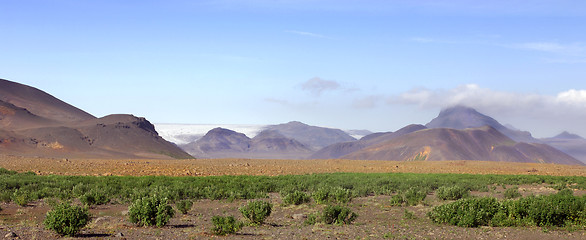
2 0 586 137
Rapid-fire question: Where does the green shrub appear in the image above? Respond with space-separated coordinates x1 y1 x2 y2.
212 216 243 235
436 186 469 200
312 188 330 204
79 189 110 206
12 189 30 207
128 195 175 227
176 200 193 214
428 197 501 227
332 188 353 204
282 191 310 205
403 209 415 219
321 205 358 225
239 200 272 225
404 188 427 206
389 194 404 206
503 187 522 199
43 202 90 237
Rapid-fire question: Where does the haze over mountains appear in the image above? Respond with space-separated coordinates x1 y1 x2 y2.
1 79 585 165
0 79 191 159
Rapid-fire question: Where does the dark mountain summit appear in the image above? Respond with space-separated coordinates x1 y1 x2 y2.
425 105 536 143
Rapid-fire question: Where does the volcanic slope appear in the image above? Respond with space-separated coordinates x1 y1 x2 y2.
341 126 584 165
0 78 191 159
542 132 586 164
265 121 356 150
182 128 312 159
0 79 95 124
425 105 537 143
310 124 426 159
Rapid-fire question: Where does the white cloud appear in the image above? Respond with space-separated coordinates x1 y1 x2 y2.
285 30 328 39
389 84 586 137
389 84 586 116
514 42 586 56
301 77 341 96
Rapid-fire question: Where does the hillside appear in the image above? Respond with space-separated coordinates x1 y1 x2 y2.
425 106 537 142
265 121 356 150
341 126 583 165
310 124 426 159
182 128 312 159
542 132 586 164
0 79 191 159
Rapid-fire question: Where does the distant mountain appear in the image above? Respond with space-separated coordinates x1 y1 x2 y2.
341 126 583 165
0 78 192 159
542 132 586 164
181 128 312 159
425 106 537 143
265 121 356 150
310 124 426 159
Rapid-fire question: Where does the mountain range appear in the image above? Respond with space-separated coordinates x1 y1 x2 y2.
0 79 192 159
1 78 585 165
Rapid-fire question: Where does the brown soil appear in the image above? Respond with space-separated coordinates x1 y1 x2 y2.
1 155 585 177
1 155 585 239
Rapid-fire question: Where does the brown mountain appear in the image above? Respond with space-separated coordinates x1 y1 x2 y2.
181 128 312 159
0 78 191 159
341 126 583 165
426 105 537 143
542 132 586 164
265 121 356 150
310 124 426 159
0 79 95 124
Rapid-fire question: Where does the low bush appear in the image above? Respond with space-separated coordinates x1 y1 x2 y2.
404 188 428 206
312 188 330 204
212 216 243 235
321 205 358 225
429 192 586 228
128 195 175 227
43 202 90 237
428 197 501 227
239 200 272 225
282 191 310 205
176 200 193 214
389 194 404 206
503 187 522 199
332 188 353 204
79 189 110 206
436 186 469 200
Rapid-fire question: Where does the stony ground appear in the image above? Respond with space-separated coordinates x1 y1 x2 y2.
0 155 585 177
1 155 585 239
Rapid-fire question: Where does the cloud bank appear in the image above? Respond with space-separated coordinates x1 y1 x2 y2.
390 84 586 113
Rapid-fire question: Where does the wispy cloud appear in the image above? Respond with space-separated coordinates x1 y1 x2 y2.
285 30 328 39
301 77 341 96
514 42 586 56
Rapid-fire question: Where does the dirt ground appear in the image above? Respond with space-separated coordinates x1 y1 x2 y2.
1 155 585 177
1 155 586 239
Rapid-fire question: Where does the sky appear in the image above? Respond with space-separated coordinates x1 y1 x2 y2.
2 0 586 138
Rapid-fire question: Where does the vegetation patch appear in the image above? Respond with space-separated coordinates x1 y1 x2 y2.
239 200 273 225
212 215 243 235
128 195 175 227
43 202 90 237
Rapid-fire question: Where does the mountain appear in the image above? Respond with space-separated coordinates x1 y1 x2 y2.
310 124 426 159
0 79 95 124
0 78 191 159
542 132 586 164
425 106 537 143
265 121 356 150
340 126 583 165
181 128 312 159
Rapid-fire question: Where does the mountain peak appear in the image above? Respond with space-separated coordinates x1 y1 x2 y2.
553 131 584 140
426 105 503 130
